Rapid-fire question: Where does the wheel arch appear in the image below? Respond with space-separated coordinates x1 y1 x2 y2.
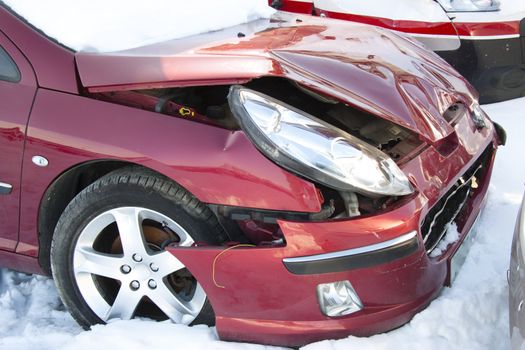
38 159 141 274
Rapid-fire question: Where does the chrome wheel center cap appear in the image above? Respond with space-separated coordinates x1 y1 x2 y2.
133 263 150 281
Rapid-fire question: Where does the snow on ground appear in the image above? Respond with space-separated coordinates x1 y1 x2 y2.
0 0 274 52
0 97 523 349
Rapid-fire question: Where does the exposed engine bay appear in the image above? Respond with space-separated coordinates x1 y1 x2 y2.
91 78 427 245
93 78 424 164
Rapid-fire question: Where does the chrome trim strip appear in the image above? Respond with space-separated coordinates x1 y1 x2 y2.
283 230 418 264
460 34 520 40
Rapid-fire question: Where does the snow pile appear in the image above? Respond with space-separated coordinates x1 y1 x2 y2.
0 268 281 350
1 0 275 52
429 222 460 258
0 271 79 349
0 97 523 349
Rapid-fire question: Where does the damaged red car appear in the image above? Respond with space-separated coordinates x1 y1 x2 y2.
0 2 504 347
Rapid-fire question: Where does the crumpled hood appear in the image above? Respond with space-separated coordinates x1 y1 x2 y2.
267 25 479 143
76 13 478 143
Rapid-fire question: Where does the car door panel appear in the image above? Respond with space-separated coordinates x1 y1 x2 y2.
0 31 37 251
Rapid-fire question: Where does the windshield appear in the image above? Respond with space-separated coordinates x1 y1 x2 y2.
1 0 274 52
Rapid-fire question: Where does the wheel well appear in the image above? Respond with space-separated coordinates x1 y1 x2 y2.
38 160 131 275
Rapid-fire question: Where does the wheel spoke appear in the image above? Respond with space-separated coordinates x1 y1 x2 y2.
152 251 185 276
148 283 197 324
75 247 122 280
177 235 193 247
167 225 193 247
192 283 207 307
112 207 148 256
105 285 143 321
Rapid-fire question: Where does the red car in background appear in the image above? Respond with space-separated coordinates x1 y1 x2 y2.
0 2 504 347
271 0 525 104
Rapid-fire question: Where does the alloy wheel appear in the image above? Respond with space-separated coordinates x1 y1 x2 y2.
72 207 206 324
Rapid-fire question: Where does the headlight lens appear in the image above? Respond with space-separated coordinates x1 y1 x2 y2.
228 86 413 197
437 0 500 12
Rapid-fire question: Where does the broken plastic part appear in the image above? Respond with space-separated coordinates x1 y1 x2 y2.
340 192 361 217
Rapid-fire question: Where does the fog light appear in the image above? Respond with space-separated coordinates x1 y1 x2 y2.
317 280 363 317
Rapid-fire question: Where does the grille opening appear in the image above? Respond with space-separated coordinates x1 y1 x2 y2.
421 145 493 254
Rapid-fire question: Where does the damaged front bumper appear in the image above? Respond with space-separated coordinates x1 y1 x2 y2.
166 110 498 347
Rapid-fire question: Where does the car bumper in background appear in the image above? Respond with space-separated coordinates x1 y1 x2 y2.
311 5 525 104
438 25 525 104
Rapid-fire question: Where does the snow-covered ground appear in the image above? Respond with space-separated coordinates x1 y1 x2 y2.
0 97 522 350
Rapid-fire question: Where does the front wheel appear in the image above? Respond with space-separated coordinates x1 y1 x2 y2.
51 167 225 328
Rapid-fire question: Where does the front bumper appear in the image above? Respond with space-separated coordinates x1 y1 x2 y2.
167 114 497 347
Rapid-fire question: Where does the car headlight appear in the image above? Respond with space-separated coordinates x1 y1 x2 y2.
437 0 500 12
228 86 413 197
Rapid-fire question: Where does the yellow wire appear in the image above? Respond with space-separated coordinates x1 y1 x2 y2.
212 244 255 289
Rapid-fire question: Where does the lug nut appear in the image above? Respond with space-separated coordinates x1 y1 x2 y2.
132 254 143 262
149 263 159 272
120 265 131 274
130 280 140 291
148 279 157 289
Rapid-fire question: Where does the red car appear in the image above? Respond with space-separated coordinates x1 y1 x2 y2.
0 3 504 348
271 0 525 104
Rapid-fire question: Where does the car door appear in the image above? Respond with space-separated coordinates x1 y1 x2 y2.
0 31 37 251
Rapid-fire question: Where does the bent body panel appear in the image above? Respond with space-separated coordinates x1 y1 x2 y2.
17 89 321 256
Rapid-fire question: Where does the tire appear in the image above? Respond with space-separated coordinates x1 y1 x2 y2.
51 166 226 329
